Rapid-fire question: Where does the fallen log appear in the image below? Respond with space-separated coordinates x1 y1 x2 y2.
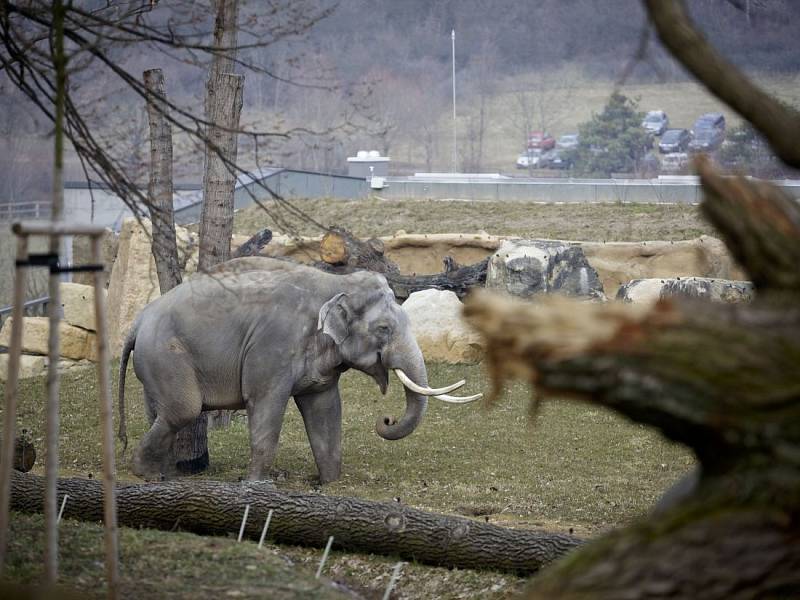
385 257 489 301
232 228 273 258
10 471 581 575
319 227 398 273
316 227 489 300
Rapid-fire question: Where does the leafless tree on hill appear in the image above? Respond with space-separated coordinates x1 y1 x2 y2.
0 0 346 235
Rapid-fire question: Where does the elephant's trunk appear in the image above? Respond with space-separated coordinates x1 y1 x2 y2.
375 335 429 441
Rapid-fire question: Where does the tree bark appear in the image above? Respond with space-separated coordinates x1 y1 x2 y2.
9 470 581 575
143 68 182 294
198 72 244 272
464 156 800 598
191 0 242 439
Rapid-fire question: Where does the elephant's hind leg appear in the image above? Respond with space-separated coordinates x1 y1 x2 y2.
132 416 176 480
133 356 204 479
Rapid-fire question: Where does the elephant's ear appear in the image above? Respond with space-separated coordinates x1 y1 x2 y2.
318 292 350 344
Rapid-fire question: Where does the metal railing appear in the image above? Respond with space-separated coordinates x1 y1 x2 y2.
0 201 52 222
0 295 50 331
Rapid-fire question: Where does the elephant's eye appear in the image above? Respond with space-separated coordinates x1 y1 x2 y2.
374 324 391 337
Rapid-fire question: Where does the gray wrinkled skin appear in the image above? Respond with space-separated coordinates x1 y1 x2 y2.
119 257 430 484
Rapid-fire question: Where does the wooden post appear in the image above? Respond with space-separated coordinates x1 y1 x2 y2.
44 232 62 585
0 234 29 574
92 233 119 599
3 223 118 596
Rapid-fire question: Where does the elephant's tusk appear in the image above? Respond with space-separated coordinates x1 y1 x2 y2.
434 392 483 404
393 369 466 396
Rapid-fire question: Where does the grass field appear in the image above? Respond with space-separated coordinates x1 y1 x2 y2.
3 361 693 598
234 198 714 242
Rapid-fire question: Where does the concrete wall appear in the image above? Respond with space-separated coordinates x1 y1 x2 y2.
380 176 800 204
174 169 368 225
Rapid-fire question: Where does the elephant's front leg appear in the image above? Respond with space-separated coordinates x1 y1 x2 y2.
245 392 291 481
294 386 342 484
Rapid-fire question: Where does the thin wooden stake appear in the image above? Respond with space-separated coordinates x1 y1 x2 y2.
237 504 251 542
57 495 69 523
383 562 404 600
258 509 273 549
315 536 334 579
92 234 119 600
0 234 29 574
44 232 62 586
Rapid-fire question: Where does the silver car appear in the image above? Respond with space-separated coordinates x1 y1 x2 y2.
642 111 669 136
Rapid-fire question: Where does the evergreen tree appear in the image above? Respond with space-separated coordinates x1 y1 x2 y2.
569 92 652 177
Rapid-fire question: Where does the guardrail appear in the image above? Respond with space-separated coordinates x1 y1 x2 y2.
379 175 800 204
0 201 51 222
0 295 50 330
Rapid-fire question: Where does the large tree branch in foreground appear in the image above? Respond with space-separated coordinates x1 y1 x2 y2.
464 164 800 598
644 0 800 168
10 471 581 575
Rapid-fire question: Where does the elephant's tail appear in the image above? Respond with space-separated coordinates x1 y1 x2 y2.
118 318 139 457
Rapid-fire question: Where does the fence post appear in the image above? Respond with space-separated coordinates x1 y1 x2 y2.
0 234 29 574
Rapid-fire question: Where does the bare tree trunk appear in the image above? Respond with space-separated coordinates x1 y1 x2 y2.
10 470 582 575
198 72 244 271
44 1 66 582
143 68 182 294
195 0 243 435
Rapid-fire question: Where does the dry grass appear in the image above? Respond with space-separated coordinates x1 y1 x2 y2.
3 362 693 598
234 198 713 243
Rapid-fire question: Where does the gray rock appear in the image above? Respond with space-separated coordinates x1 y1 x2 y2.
486 239 605 300
616 277 754 304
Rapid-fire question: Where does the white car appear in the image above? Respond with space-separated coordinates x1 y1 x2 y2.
661 152 690 172
516 149 544 169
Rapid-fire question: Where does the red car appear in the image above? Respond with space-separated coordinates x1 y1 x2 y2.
527 131 556 150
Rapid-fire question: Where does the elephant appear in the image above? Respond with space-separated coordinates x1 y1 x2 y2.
118 257 481 483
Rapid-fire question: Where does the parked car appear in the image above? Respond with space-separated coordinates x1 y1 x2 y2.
658 128 692 153
527 131 556 150
688 113 726 152
543 148 573 169
516 149 545 169
556 133 580 150
661 152 690 172
642 110 669 136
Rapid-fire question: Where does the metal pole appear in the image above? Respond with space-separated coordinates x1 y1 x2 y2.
92 234 119 600
452 29 457 173
0 234 29 574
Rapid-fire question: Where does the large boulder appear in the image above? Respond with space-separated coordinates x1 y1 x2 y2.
0 354 47 382
0 316 98 361
617 277 754 304
581 236 745 298
60 282 105 331
486 239 605 300
106 218 197 356
0 354 94 382
69 228 118 286
106 219 162 356
402 289 483 364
